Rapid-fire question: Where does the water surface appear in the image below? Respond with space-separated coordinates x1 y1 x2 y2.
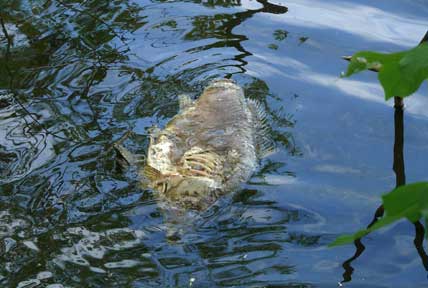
1 0 428 287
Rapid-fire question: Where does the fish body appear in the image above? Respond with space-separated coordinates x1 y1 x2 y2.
142 79 274 210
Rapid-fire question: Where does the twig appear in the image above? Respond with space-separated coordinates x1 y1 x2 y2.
0 16 11 54
0 15 77 143
55 0 129 47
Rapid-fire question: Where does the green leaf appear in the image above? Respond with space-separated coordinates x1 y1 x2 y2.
329 182 428 247
342 43 428 100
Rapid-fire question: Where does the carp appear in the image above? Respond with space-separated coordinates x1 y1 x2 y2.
117 79 275 211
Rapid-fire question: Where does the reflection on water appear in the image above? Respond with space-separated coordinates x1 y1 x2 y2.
1 0 428 287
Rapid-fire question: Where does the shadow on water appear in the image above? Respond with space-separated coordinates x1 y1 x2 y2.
0 0 315 287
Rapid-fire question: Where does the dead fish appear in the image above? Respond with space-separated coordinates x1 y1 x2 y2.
117 79 275 211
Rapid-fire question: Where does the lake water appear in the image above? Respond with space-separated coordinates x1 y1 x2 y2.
1 0 428 287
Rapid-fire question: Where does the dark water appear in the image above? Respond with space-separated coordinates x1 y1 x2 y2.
1 0 428 287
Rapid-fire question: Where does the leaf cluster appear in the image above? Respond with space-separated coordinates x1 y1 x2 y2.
333 42 428 246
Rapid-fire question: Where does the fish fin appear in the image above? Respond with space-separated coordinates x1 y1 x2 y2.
148 125 161 148
247 99 277 158
178 93 193 111
114 144 136 167
148 125 161 138
143 165 162 181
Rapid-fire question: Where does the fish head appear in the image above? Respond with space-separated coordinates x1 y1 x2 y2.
147 133 178 173
198 78 245 110
206 78 239 90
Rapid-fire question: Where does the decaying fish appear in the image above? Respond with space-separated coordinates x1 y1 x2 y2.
117 79 275 211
